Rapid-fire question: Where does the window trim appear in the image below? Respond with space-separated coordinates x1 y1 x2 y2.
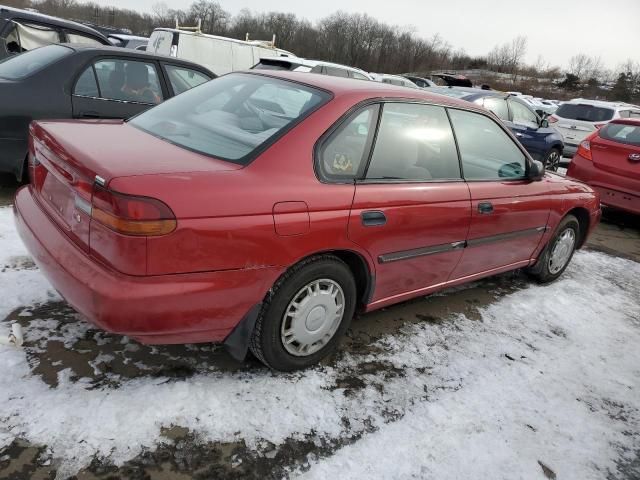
314 97 533 185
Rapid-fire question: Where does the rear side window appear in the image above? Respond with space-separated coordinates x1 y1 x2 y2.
164 65 211 95
93 59 163 104
555 104 614 122
509 100 539 128
0 44 72 79
448 109 527 180
482 97 509 121
318 105 378 180
366 103 460 181
600 123 640 147
130 73 330 164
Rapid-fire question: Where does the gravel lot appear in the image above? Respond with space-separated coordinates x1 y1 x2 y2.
1 177 639 480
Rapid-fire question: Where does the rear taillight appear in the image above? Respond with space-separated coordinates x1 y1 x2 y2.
576 140 592 161
91 185 176 236
548 115 558 124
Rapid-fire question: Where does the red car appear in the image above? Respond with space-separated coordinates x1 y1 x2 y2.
567 118 640 215
14 72 601 370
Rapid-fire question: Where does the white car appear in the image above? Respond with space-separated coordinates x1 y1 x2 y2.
147 28 295 76
252 57 373 80
370 73 420 89
549 99 640 157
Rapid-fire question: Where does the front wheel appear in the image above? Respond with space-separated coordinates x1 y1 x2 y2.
526 215 579 283
543 148 561 172
249 255 357 371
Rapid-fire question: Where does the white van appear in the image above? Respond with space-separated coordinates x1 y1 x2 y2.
147 28 295 76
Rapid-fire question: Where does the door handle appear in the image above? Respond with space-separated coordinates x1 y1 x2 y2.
478 202 494 214
361 210 386 226
79 111 100 119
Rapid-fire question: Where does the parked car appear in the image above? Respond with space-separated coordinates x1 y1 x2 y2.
0 44 214 180
108 33 149 51
0 5 109 59
14 72 600 370
548 99 640 158
567 118 640 215
253 57 373 80
146 27 295 76
370 73 419 88
402 74 436 88
432 73 473 87
433 88 565 170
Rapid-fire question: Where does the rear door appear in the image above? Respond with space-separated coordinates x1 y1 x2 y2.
339 102 471 302
71 57 165 119
447 108 550 279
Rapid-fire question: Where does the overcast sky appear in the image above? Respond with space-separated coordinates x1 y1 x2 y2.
99 0 639 70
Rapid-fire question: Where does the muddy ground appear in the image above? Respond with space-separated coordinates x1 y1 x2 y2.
1 176 639 479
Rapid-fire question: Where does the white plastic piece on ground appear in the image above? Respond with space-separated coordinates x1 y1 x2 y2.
0 323 23 347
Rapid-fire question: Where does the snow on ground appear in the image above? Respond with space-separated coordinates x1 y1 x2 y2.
1 206 639 479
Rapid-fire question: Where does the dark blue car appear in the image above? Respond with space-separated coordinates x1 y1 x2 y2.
433 88 564 171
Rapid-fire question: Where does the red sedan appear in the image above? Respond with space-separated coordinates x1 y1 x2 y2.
567 118 640 215
14 72 601 370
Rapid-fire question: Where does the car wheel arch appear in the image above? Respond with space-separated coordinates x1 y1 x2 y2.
564 207 590 249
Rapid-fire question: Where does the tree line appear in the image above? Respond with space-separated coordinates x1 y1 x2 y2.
3 0 639 102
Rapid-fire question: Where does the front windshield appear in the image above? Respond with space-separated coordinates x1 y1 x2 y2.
130 73 330 164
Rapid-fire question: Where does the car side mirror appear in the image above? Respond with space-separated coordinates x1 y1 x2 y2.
528 160 545 181
540 118 549 128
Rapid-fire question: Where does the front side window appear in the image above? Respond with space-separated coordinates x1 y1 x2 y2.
318 105 378 180
93 59 163 104
509 100 539 128
0 44 72 80
130 73 330 164
448 109 527 180
164 64 211 95
482 97 509 121
366 103 460 181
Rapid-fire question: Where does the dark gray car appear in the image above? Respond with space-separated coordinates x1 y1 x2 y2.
0 44 214 180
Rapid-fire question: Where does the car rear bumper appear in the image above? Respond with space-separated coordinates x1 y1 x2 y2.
14 185 283 344
566 154 640 215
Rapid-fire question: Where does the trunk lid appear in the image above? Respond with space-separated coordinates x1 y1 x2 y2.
29 119 241 253
591 120 640 181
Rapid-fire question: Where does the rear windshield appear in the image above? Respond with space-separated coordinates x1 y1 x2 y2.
130 73 330 164
0 44 72 80
600 123 640 147
555 103 614 122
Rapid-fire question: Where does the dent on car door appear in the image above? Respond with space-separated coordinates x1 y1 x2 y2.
447 108 550 279
326 102 472 305
71 58 164 119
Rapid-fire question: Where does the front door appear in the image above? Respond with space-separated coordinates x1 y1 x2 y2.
345 102 472 304
71 58 164 120
446 108 550 279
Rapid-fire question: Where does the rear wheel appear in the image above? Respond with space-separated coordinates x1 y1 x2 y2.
543 148 561 172
249 255 357 371
527 215 579 283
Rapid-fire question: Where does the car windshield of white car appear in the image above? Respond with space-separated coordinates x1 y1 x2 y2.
130 73 331 164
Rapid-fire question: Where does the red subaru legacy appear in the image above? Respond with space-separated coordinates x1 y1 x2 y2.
567 118 640 215
15 72 601 370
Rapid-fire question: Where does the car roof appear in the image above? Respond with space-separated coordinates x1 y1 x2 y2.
258 56 370 76
57 43 214 74
245 70 482 110
0 6 108 41
564 98 640 110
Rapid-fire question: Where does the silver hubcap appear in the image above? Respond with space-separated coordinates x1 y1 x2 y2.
548 228 575 274
281 279 345 357
546 151 560 171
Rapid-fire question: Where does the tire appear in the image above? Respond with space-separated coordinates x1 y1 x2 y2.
527 215 579 283
249 255 357 371
543 148 561 172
